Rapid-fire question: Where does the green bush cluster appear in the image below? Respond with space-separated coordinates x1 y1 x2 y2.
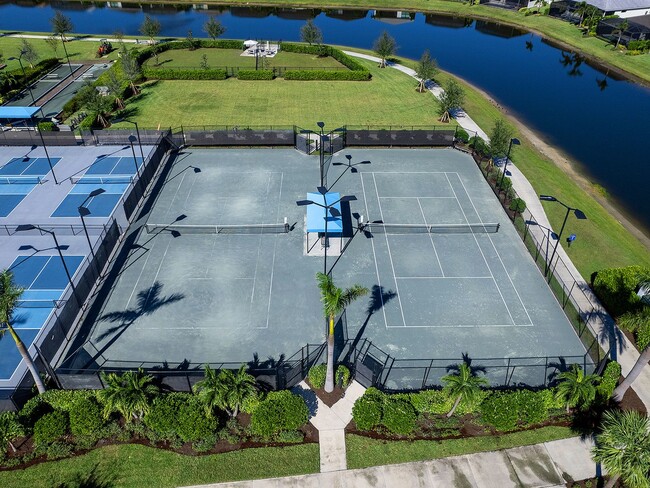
627 40 650 53
237 69 274 80
37 121 57 132
455 127 470 144
597 361 621 400
284 70 371 81
336 365 351 387
33 411 68 446
144 393 217 442
381 398 417 435
308 364 327 389
469 136 489 156
280 42 370 80
250 390 309 439
480 390 550 431
69 397 105 437
593 266 649 317
352 388 384 430
143 67 227 80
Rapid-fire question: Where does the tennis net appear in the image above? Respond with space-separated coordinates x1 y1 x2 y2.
145 221 290 235
359 222 500 234
0 175 42 184
71 175 134 185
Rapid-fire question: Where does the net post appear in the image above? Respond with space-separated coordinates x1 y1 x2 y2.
284 217 289 232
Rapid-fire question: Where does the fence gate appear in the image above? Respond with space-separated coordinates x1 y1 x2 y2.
353 340 389 388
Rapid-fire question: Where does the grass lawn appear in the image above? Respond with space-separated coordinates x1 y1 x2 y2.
145 48 347 69
347 426 575 469
0 36 121 71
119 58 448 130
0 443 319 488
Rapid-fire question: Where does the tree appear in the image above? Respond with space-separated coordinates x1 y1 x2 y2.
200 54 209 70
316 272 368 392
78 82 112 127
119 46 141 95
414 50 438 93
105 69 125 110
185 30 197 51
0 270 46 394
140 15 161 45
19 39 38 68
592 410 650 488
373 31 396 68
45 36 59 58
612 303 650 401
615 19 630 49
509 197 527 218
203 16 226 40
576 1 589 27
554 363 600 413
97 370 159 422
438 79 465 122
300 19 323 46
441 362 489 417
488 120 513 161
0 411 24 453
50 11 73 71
194 365 257 418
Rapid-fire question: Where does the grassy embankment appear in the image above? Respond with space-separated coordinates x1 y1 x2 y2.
347 426 575 469
0 443 319 488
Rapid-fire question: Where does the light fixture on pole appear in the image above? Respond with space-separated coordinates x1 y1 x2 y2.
15 224 80 305
113 117 146 165
498 138 521 191
317 121 326 187
296 189 356 276
539 195 587 279
77 188 105 262
330 155 371 190
525 220 558 276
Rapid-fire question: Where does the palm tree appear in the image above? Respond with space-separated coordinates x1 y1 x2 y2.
555 363 600 413
316 272 368 392
0 270 46 394
615 19 630 49
97 369 158 422
441 362 489 417
592 410 650 488
194 365 257 417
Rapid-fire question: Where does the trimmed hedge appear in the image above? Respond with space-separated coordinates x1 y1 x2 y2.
250 391 309 439
143 67 227 80
33 411 68 446
237 69 274 80
597 361 621 400
284 70 371 81
308 364 327 389
69 397 105 437
382 398 417 435
336 365 351 388
593 266 649 317
144 393 218 442
480 393 520 431
352 388 384 430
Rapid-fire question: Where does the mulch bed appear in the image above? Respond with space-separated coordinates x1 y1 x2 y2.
619 381 647 414
306 380 347 407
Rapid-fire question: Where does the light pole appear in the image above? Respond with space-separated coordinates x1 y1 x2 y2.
525 220 558 276
78 188 106 262
329 155 371 191
317 121 325 187
15 224 80 305
8 55 36 105
113 117 146 166
539 195 587 279
498 138 521 191
296 188 356 276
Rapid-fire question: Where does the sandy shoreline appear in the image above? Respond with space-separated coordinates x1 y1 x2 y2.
459 78 650 251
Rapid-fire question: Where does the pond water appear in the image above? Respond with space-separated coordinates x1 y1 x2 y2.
2 3 650 236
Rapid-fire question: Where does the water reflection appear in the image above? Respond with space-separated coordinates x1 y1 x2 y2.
371 10 416 24
475 20 526 38
325 9 369 21
560 51 584 77
425 14 473 29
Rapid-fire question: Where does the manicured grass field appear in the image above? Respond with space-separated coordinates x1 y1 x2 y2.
0 443 319 488
0 36 121 71
120 58 448 130
145 48 347 69
347 426 575 469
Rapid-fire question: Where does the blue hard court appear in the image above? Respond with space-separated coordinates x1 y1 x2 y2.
86 156 143 176
51 182 127 217
0 157 61 176
0 255 84 380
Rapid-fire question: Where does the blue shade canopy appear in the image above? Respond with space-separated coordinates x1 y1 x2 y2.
0 106 41 119
305 192 343 234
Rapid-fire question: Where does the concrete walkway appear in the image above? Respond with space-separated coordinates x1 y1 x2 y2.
182 436 599 488
345 50 650 412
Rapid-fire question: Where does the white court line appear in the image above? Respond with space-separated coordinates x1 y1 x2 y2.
395 276 493 279
385 323 534 328
360 173 389 330
263 171 284 330
379 196 456 199
416 197 444 277
454 174 534 327
26 256 54 290
444 173 516 327
373 173 407 327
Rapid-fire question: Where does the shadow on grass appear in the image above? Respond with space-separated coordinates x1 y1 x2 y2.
54 464 115 488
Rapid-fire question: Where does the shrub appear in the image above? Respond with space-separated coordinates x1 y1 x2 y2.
193 433 217 452
284 70 370 81
498 176 513 192
455 127 469 144
41 390 95 413
250 390 309 439
275 430 304 443
240 390 261 414
69 397 105 437
33 411 68 446
37 121 57 132
352 388 384 430
143 67 227 80
409 389 451 415
308 364 327 389
45 441 73 460
538 388 565 411
19 395 51 429
593 266 649 317
237 69 274 80
177 396 218 442
470 136 489 156
515 390 549 426
480 393 519 431
144 393 188 440
597 361 621 400
336 365 351 388
381 398 417 435
509 198 527 214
